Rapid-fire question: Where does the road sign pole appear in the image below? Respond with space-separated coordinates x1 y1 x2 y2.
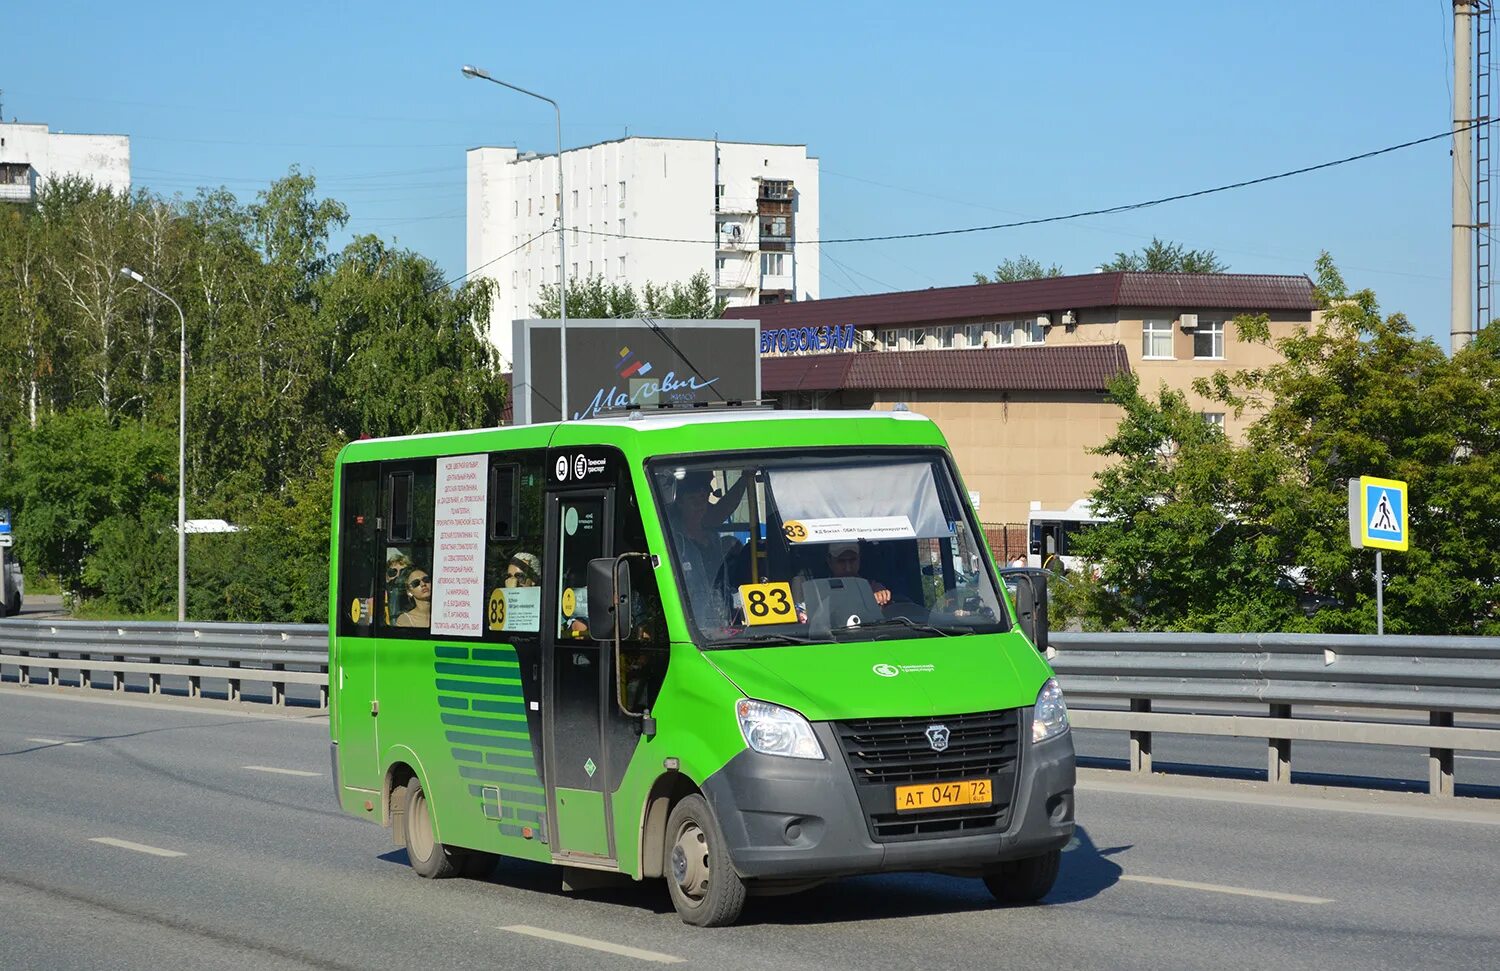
1375 550 1384 636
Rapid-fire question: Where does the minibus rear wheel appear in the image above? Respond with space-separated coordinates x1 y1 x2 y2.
983 848 1060 904
401 779 463 879
664 794 746 926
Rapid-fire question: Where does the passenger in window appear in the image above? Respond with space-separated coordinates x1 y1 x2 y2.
504 552 541 587
827 543 892 606
384 548 412 624
395 567 432 628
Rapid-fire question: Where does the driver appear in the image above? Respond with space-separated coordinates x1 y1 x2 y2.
671 470 749 623
826 542 891 606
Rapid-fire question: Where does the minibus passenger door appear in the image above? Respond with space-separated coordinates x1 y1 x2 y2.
543 490 616 863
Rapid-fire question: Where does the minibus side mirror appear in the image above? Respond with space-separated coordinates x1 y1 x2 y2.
1028 541 1041 556
586 557 632 640
1002 568 1049 655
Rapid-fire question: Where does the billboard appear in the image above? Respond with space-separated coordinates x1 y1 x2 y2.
512 318 762 424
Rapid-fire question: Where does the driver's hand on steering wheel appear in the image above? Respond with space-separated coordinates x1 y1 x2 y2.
873 584 891 606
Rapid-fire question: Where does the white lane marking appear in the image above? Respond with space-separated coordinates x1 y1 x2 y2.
500 925 684 964
27 737 85 746
89 837 186 858
1121 874 1333 904
243 765 320 777
1456 754 1500 762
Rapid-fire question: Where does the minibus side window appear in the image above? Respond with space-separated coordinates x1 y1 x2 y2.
619 490 667 710
338 463 380 635
381 463 436 631
484 453 545 638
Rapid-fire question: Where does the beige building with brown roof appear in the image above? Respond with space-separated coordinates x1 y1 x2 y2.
726 271 1321 527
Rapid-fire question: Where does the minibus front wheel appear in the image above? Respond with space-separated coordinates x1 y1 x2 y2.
664 794 746 927
983 848 1061 905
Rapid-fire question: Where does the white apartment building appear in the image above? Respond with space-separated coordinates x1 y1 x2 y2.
0 122 131 203
466 136 819 363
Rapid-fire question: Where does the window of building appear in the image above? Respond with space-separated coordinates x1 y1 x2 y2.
512 271 518 287
571 262 578 280
618 255 626 276
588 260 594 276
934 325 956 348
882 329 900 351
1143 319 1174 359
1194 319 1225 359
602 183 608 206
762 216 789 238
716 257 727 270
619 181 626 204
527 198 532 216
618 218 625 238
514 201 519 218
761 252 785 276
554 192 560 210
1201 412 1225 430
571 189 578 208
962 323 985 348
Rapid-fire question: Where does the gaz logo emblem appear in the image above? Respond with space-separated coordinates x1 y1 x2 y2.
925 725 950 752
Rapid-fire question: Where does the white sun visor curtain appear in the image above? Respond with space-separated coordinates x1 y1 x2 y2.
766 460 955 543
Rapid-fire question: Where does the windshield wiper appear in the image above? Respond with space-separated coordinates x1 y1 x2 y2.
723 631 825 646
847 615 954 638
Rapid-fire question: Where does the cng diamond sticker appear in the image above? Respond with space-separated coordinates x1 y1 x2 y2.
584 757 597 778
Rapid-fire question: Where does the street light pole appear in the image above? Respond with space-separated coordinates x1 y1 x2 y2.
462 64 569 420
120 267 187 622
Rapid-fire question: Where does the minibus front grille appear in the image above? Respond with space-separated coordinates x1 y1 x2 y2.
832 708 1022 843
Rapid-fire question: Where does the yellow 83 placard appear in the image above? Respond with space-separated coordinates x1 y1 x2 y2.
782 520 808 543
739 582 796 626
561 587 577 618
487 588 507 631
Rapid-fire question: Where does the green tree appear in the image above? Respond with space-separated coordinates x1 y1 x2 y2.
1068 374 1300 631
973 255 1064 284
0 409 174 593
532 269 725 319
1099 237 1228 274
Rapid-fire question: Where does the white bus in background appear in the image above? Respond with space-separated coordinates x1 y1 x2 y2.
1027 499 1106 572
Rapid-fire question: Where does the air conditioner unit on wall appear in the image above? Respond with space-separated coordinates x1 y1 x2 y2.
1036 314 1052 329
1179 313 1199 331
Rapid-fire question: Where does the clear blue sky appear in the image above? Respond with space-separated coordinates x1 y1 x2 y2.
8 0 1468 344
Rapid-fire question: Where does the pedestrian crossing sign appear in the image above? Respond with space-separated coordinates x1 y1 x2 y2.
1354 475 1408 551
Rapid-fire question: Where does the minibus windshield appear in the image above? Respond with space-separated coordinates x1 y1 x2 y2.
648 450 1009 647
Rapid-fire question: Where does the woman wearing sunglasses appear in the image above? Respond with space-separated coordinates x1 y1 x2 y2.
394 566 432 628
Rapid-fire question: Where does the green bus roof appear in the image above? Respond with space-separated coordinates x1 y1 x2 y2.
335 409 950 465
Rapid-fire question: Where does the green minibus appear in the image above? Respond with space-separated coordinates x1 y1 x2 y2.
328 408 1075 926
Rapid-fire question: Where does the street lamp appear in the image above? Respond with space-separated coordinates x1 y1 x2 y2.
120 266 187 622
462 63 570 420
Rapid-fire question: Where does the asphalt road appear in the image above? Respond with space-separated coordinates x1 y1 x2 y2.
2 685 1498 970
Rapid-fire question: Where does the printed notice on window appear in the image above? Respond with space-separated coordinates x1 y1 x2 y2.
781 516 916 544
432 454 489 637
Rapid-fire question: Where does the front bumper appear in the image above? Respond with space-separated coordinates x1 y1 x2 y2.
701 714 1075 881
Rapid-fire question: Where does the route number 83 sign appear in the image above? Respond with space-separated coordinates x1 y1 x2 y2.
738 582 796 625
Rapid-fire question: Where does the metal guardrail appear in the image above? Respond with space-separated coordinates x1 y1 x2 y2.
1049 632 1500 797
2 622 1498 796
0 620 327 707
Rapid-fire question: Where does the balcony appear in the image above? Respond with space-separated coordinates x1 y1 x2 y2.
0 183 35 203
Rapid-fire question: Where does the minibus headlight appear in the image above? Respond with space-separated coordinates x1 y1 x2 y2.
735 699 825 760
1032 677 1070 743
